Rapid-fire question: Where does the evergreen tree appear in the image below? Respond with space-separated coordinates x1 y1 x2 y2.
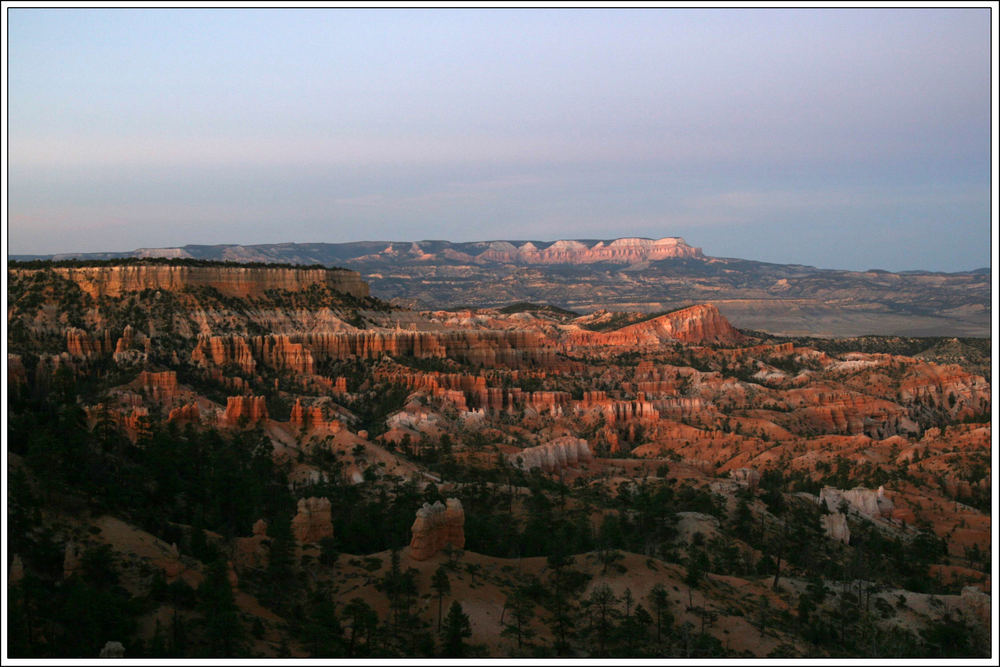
343 597 378 657
302 596 344 656
199 559 245 657
587 584 619 656
441 601 472 657
648 583 672 646
500 587 536 652
431 565 451 633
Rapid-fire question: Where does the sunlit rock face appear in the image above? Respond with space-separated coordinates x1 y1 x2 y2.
568 304 744 348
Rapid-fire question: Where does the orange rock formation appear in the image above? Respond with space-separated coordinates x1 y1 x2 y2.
66 328 101 358
136 370 179 402
409 498 466 560
568 304 743 347
168 403 201 423
223 396 268 425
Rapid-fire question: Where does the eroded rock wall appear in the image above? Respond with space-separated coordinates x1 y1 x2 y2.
24 265 368 299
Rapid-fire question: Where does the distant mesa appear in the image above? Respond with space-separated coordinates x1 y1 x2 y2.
12 236 703 267
473 236 702 264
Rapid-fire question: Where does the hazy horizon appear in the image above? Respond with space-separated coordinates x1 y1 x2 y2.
7 8 994 272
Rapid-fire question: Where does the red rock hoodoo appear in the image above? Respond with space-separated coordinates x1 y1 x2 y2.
409 498 465 560
223 396 268 425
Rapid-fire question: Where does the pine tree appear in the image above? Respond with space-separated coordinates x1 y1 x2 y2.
588 584 619 656
500 587 536 652
343 597 378 657
431 565 451 633
441 601 472 657
199 559 245 657
648 582 674 649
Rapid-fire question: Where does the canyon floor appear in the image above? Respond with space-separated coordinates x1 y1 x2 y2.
5 260 993 659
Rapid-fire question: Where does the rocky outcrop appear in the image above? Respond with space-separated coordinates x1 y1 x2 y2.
233 520 270 574
508 437 593 473
136 370 178 402
113 325 148 364
409 498 465 560
897 364 990 422
193 330 558 372
577 395 660 424
303 330 556 368
167 403 200 423
783 389 919 438
821 512 851 544
291 497 333 543
569 304 743 347
66 327 101 358
223 396 268 425
254 335 315 374
191 335 257 374
729 467 761 489
289 399 343 433
819 486 894 519
29 264 368 299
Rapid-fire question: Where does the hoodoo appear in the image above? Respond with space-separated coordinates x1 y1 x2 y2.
409 499 466 560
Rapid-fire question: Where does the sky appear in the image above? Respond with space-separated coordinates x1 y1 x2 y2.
6 7 994 272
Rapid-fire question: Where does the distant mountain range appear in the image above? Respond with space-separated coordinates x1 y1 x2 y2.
11 237 990 337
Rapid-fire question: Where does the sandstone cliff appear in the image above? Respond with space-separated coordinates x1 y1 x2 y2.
19 264 369 299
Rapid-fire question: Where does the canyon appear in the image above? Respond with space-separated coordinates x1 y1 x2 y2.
6 259 991 659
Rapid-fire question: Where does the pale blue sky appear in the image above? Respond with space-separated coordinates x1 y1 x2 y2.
7 8 992 271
